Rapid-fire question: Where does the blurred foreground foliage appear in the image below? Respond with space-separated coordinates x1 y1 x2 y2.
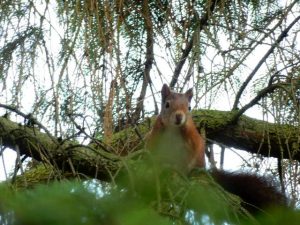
1 156 299 225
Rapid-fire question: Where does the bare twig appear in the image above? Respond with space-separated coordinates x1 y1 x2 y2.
231 83 284 124
170 0 221 88
133 0 154 122
66 113 110 152
232 15 300 110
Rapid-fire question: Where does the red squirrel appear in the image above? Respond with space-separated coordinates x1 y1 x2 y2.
147 84 287 213
146 84 205 172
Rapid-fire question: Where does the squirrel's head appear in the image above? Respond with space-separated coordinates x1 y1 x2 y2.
160 84 193 127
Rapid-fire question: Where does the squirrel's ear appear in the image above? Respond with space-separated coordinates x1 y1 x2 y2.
161 84 171 101
185 88 193 102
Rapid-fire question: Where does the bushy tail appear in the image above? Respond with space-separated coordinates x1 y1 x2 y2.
211 170 287 213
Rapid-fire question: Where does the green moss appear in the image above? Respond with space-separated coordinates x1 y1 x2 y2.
192 109 235 130
4 164 56 190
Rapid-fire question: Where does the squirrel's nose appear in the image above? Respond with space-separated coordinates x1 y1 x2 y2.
175 113 183 124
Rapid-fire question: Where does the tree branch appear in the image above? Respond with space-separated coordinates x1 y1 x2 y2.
0 116 123 181
133 0 154 122
0 103 58 144
230 83 283 124
226 73 300 158
199 110 300 162
170 0 221 88
1 109 300 182
232 15 300 110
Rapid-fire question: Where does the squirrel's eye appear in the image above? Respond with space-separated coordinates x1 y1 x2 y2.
165 102 170 108
188 106 191 111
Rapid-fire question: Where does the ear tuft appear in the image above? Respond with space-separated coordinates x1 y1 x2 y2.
185 88 193 102
161 84 171 102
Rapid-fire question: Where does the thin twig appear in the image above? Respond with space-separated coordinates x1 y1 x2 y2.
133 0 154 123
231 83 283 124
232 15 300 110
170 0 221 88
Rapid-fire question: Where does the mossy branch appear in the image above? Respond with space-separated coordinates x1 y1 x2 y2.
0 109 299 185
